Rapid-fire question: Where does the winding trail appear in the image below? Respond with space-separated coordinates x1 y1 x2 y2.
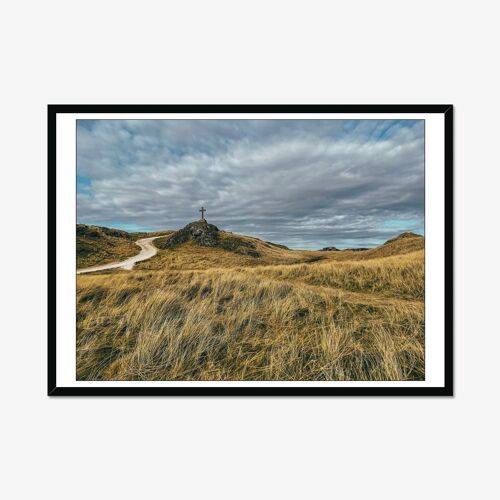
77 236 163 274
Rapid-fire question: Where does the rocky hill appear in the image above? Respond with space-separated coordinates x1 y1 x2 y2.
156 220 261 257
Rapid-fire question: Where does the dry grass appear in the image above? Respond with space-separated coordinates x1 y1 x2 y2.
76 245 424 381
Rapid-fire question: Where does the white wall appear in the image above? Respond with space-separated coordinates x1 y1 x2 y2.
1 1 497 499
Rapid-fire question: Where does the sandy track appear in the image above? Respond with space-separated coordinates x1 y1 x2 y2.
77 236 163 274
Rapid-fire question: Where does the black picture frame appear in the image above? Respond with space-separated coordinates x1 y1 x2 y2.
48 104 453 396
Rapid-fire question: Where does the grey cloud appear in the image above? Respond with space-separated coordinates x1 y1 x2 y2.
77 119 424 249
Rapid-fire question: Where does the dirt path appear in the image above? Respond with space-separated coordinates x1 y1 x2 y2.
77 236 163 274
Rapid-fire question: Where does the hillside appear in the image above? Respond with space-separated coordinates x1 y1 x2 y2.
76 224 139 268
315 232 424 261
354 232 424 259
77 222 424 271
76 224 173 268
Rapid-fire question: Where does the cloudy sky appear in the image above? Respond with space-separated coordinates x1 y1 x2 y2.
77 119 424 249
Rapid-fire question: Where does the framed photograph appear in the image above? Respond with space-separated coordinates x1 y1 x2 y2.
48 104 453 396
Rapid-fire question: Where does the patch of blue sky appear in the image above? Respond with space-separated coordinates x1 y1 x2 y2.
383 218 424 235
76 120 96 132
77 175 92 193
86 221 153 233
332 119 422 143
373 120 422 140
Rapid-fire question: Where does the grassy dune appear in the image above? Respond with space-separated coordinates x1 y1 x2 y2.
76 224 139 268
76 224 173 269
76 236 424 381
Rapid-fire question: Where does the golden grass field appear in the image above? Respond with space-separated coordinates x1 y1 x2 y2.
76 229 424 381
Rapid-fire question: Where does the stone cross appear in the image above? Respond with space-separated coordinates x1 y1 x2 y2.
199 206 206 220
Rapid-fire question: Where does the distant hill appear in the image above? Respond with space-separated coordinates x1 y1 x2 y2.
313 232 423 261
374 232 424 257
347 232 423 259
383 232 422 245
76 224 139 268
